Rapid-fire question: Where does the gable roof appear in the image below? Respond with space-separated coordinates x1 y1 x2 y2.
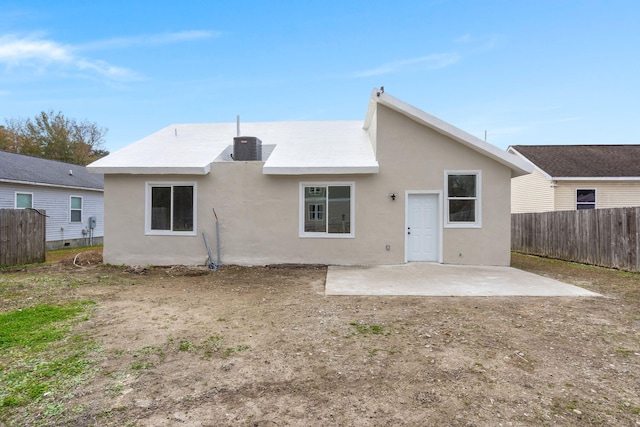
364 90 533 178
508 145 640 179
88 89 532 178
0 151 103 190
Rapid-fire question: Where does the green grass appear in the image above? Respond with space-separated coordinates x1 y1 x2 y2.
0 303 88 350
349 322 390 336
224 345 250 357
0 301 96 423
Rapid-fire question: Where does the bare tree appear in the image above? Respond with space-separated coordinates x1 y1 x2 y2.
3 111 109 165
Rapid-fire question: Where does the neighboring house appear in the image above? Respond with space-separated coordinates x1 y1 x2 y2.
88 89 531 267
0 151 104 249
508 145 640 213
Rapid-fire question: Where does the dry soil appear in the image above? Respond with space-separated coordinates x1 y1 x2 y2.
2 250 640 426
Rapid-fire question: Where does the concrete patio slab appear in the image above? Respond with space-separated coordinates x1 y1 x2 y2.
325 263 601 297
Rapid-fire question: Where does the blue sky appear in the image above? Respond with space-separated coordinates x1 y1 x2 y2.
1 0 638 153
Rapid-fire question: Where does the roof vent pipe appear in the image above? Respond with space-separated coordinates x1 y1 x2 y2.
236 115 240 137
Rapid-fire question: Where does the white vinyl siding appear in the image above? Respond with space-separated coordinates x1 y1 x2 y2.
0 183 104 243
555 181 640 210
510 168 555 213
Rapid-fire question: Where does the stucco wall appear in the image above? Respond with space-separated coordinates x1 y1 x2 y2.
103 169 399 266
374 105 513 266
102 105 514 267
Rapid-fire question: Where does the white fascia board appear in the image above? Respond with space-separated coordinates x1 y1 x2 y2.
0 178 104 192
263 165 379 175
86 165 211 175
506 147 553 180
551 176 640 181
376 92 534 178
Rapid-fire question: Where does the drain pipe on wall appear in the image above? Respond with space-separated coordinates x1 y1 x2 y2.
213 208 221 268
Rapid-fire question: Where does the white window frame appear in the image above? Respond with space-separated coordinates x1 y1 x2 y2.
145 181 197 236
15 192 33 209
70 196 83 223
299 182 355 238
444 170 482 228
576 188 596 210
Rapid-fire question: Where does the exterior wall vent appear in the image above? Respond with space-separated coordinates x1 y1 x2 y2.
233 136 262 161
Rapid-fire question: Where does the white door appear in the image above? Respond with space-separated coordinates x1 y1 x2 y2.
407 194 438 262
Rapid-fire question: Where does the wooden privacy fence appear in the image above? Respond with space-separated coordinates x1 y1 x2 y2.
512 207 640 272
0 209 46 267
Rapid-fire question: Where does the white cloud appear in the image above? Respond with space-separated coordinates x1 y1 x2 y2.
0 33 140 81
453 33 503 52
77 30 220 51
0 30 218 81
0 34 73 65
354 53 461 78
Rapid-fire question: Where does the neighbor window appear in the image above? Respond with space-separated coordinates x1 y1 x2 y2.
300 183 354 237
445 171 481 227
15 192 33 209
146 182 196 235
70 196 82 223
576 189 596 210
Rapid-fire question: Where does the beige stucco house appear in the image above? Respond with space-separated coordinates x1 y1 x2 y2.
509 145 640 213
88 89 531 267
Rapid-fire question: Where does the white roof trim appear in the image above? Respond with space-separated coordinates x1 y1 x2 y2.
262 165 379 175
506 146 553 180
86 165 211 175
551 176 640 181
0 178 104 192
370 90 533 178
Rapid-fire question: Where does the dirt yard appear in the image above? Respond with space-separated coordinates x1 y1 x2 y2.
2 250 640 426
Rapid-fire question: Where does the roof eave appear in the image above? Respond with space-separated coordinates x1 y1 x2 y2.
0 178 104 192
550 176 640 181
87 165 211 175
262 165 380 175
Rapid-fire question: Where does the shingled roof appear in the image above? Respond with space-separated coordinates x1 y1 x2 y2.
0 151 103 190
509 145 640 178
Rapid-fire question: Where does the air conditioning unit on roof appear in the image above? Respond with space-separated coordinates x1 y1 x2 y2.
233 136 262 161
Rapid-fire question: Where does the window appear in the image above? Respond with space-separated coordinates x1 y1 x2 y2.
15 192 33 209
577 189 596 210
70 196 82 223
146 182 196 235
300 182 354 237
308 203 324 221
445 171 481 227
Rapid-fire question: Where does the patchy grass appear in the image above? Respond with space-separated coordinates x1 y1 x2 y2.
0 301 97 424
511 252 640 300
45 245 103 264
348 321 391 336
224 345 251 357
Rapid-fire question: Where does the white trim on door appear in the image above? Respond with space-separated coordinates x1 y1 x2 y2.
404 190 443 263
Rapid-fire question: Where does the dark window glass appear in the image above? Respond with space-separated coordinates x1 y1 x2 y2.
151 187 171 230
